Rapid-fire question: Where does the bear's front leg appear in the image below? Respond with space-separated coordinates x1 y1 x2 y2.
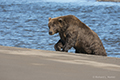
54 40 64 51
62 33 77 52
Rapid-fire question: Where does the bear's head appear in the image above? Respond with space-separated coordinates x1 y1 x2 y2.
48 17 67 35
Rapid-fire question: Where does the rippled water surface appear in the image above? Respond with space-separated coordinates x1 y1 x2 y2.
0 0 120 58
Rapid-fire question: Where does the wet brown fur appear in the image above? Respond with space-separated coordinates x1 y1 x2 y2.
48 15 107 56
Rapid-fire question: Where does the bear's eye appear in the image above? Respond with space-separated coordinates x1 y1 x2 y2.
53 22 55 24
52 22 56 27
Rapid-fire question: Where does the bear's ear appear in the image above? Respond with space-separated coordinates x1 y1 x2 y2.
49 17 52 21
58 18 63 23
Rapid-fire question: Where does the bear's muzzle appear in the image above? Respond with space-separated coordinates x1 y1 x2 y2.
49 31 53 35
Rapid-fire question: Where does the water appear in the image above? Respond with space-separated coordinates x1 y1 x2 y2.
0 0 120 58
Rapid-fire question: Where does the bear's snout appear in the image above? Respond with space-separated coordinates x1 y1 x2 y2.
49 31 53 35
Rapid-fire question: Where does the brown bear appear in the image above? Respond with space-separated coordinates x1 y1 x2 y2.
48 15 107 56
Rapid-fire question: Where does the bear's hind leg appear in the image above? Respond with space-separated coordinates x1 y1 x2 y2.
93 49 107 56
92 42 107 56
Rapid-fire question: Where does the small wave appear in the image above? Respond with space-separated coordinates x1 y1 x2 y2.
44 0 79 3
0 0 95 5
0 0 44 5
